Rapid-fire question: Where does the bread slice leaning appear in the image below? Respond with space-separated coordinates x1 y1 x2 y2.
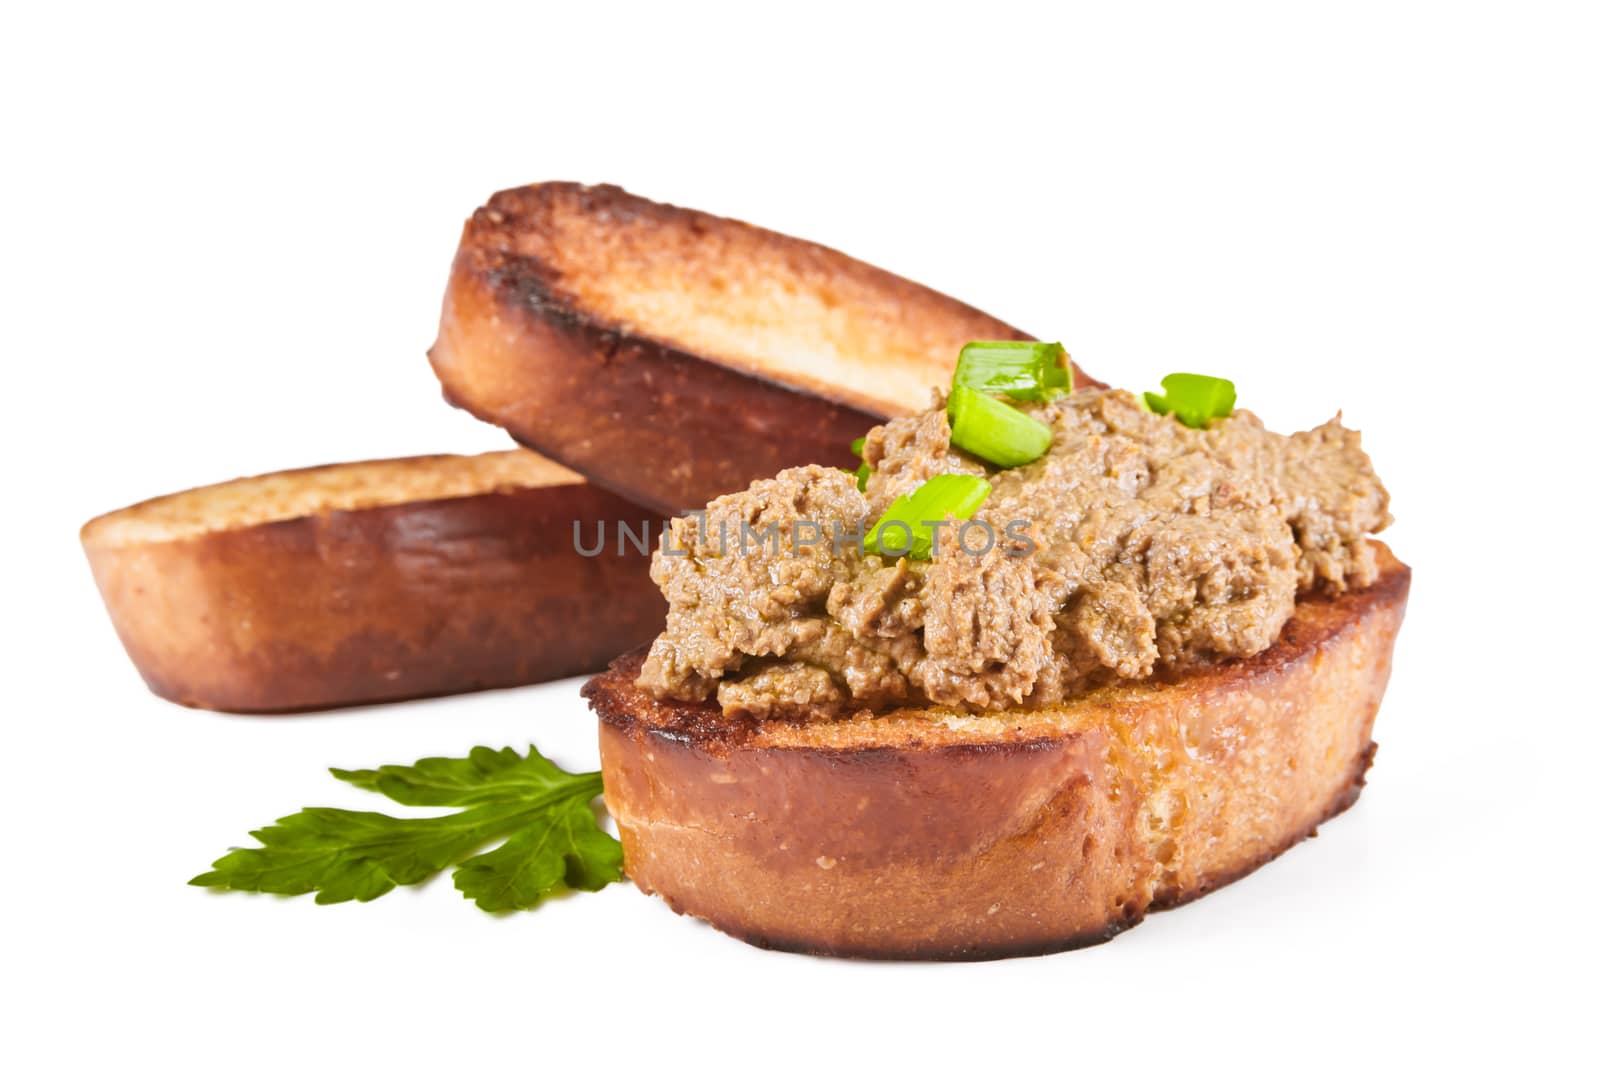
83 451 663 712
585 542 1410 960
429 182 1101 514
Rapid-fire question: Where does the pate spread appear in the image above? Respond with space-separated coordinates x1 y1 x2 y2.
638 387 1390 720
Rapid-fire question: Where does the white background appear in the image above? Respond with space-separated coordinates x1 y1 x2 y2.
4 2 1595 1063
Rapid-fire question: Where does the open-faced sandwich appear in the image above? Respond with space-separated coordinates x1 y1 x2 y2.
585 344 1409 960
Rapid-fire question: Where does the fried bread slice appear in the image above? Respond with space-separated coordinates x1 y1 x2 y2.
429 182 1100 513
83 451 663 711
584 542 1409 960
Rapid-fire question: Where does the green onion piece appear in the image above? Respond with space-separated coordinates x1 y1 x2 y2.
953 341 1072 401
851 438 871 490
1143 373 1236 428
947 385 1053 467
851 437 872 490
865 473 992 559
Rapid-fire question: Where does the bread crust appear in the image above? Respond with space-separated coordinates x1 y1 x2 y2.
585 544 1409 960
83 454 664 711
429 182 1101 514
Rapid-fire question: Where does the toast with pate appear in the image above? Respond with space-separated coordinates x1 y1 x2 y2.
584 358 1408 959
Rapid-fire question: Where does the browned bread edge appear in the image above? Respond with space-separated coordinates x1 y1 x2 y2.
83 453 665 712
428 182 1102 514
585 544 1409 960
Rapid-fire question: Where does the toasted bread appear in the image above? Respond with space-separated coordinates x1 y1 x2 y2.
83 451 663 712
429 182 1102 514
585 542 1409 960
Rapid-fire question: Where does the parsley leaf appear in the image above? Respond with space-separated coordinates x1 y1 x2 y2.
332 744 590 808
190 745 622 911
455 813 623 910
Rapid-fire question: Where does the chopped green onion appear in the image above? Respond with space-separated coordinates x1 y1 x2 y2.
1143 373 1236 429
865 474 991 559
850 438 871 490
953 341 1072 401
849 437 873 490
947 385 1053 467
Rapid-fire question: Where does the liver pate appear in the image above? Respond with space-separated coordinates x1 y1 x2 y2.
637 388 1390 720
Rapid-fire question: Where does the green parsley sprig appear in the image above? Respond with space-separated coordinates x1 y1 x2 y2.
190 745 623 911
